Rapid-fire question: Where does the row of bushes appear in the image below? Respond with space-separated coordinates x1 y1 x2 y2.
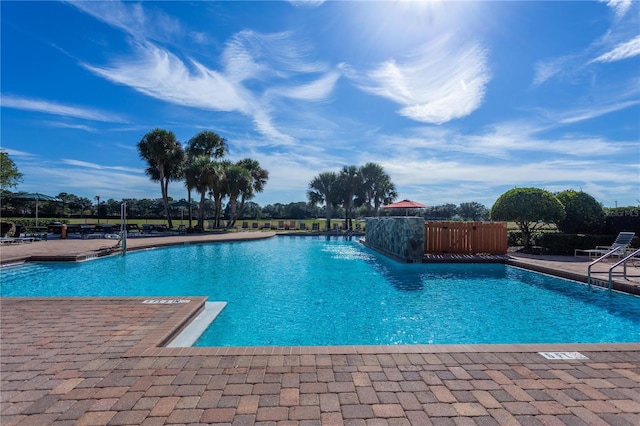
508 230 635 255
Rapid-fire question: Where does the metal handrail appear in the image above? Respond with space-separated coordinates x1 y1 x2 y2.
607 248 640 291
120 202 127 255
587 246 627 290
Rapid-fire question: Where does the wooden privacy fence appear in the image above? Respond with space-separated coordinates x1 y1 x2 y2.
424 221 508 255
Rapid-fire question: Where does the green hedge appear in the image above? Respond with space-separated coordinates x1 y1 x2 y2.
538 233 616 255
507 230 553 247
508 231 619 255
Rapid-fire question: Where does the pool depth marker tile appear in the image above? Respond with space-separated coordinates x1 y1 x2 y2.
538 351 589 360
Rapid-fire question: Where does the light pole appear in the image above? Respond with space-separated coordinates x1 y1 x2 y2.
95 196 100 224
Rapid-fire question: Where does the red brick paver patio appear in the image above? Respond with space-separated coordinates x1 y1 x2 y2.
2 234 640 425
2 297 640 425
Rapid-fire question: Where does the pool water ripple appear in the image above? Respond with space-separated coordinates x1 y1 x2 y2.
2 236 639 346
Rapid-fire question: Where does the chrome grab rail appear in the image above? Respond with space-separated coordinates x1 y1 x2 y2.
607 248 640 290
587 247 626 290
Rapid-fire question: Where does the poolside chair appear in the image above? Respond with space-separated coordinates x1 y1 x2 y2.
574 232 635 258
0 236 34 245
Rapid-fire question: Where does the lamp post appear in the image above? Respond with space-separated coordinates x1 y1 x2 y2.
95 195 100 224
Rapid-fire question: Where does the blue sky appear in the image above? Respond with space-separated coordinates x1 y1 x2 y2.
2 0 639 209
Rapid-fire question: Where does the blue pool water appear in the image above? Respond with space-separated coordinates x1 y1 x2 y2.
2 236 640 346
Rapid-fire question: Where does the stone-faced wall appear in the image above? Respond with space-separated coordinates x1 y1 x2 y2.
364 217 424 262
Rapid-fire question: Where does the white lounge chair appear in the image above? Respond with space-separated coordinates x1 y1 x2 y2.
575 232 635 258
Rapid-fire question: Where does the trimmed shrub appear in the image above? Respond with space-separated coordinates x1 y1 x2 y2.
491 187 565 249
556 190 605 234
539 233 616 255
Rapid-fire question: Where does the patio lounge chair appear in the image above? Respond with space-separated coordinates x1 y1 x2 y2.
574 232 635 258
0 236 35 245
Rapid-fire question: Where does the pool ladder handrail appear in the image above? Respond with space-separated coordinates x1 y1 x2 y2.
607 248 640 291
587 246 627 290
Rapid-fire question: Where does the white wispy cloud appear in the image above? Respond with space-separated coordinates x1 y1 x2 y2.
84 41 252 113
556 99 640 123
82 26 337 144
69 0 342 145
384 123 628 161
43 121 97 132
343 35 490 124
0 147 39 158
603 0 632 20
532 55 575 86
533 1 638 86
61 159 142 174
223 30 327 76
66 0 185 45
1 95 127 123
16 158 157 200
591 35 640 63
286 0 326 8
275 71 340 102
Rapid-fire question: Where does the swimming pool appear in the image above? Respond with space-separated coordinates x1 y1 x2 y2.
2 236 640 346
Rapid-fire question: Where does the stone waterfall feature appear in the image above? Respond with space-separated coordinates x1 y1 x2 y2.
363 217 424 263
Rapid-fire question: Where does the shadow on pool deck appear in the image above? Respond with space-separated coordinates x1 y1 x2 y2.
2 234 640 424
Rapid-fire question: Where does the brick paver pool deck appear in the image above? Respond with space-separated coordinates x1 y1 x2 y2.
2 233 639 425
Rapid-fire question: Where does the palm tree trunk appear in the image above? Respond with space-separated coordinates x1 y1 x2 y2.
213 194 223 228
234 194 247 228
187 189 193 229
197 192 206 231
160 177 173 229
228 197 238 228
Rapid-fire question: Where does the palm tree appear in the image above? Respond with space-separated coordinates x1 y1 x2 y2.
307 172 339 231
137 128 184 229
338 165 361 230
224 165 252 228
209 160 231 228
359 162 397 216
184 130 228 231
184 156 216 231
233 158 269 227
187 130 227 158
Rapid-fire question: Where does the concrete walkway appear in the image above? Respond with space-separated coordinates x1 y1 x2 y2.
2 234 640 425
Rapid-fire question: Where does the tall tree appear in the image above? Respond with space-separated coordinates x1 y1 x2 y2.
224 165 252 227
338 165 361 230
0 151 23 190
359 162 397 216
555 190 605 234
137 128 184 229
490 187 565 249
184 156 216 231
187 130 227 158
458 202 489 221
308 172 339 231
233 158 269 227
210 160 231 228
185 130 228 230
